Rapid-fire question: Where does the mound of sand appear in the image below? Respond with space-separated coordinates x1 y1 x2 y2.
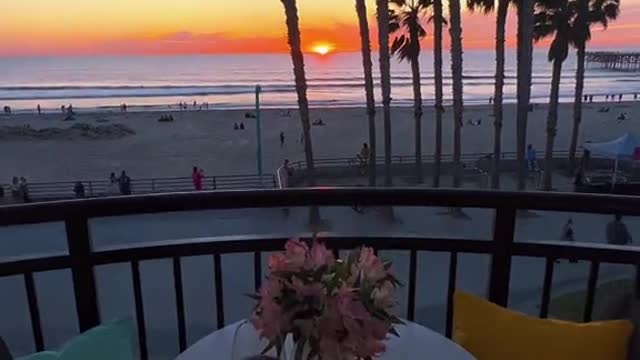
0 123 135 141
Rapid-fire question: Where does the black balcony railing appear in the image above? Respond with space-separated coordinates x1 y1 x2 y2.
1 188 640 359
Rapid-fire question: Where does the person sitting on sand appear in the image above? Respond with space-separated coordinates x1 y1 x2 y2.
245 112 256 119
312 118 325 126
617 112 629 122
467 118 482 126
240 122 245 130
3 106 11 115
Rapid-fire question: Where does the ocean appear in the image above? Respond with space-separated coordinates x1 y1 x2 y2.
1 49 639 112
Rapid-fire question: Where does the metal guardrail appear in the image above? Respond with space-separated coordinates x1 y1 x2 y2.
1 188 640 358
276 151 574 189
1 174 277 201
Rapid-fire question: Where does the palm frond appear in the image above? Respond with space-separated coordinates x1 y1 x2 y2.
466 0 495 13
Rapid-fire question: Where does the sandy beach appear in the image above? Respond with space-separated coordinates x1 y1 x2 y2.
0 101 638 183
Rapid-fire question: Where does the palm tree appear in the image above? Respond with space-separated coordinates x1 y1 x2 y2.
377 0 394 187
568 0 619 169
448 0 464 188
516 0 535 191
534 0 572 191
355 0 377 187
432 0 445 188
467 0 509 189
280 0 315 187
389 0 430 184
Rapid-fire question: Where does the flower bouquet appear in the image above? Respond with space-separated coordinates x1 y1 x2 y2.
250 239 402 360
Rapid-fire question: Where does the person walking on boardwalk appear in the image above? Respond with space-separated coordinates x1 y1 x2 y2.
357 143 370 175
607 214 632 245
192 166 204 191
19 177 30 203
527 144 537 172
119 171 131 195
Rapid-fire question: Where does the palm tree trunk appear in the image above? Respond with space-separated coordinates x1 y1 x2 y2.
433 0 444 188
491 0 508 189
410 45 424 183
448 0 464 188
516 0 534 190
569 42 586 170
355 0 377 187
411 58 424 183
543 58 563 191
376 0 393 187
281 0 315 187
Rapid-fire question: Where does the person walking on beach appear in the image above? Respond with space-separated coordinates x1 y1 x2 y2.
119 171 131 195
192 166 204 191
489 96 493 105
619 94 623 102
589 95 594 103
607 214 632 245
280 132 285 147
527 144 537 172
37 104 41 115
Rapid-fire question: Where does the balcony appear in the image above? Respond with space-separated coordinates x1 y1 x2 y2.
1 188 639 359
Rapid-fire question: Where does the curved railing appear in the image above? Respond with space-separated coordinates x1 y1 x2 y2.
1 188 639 358
275 150 575 189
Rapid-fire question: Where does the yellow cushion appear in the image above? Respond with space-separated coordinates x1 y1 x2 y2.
453 291 634 360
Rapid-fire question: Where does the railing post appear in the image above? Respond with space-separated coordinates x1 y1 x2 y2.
65 217 100 331
488 206 516 307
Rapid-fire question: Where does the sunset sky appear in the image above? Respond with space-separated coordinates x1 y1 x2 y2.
2 0 640 56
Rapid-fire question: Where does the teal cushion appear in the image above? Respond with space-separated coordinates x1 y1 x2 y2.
17 319 134 360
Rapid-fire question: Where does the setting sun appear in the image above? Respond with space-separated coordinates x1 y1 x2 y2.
311 43 334 56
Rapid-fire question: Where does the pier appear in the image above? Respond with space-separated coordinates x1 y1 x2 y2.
586 51 640 71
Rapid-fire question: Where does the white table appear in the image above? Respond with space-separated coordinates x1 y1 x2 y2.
175 320 476 360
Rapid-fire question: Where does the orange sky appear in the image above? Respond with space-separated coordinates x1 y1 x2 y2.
1 0 639 56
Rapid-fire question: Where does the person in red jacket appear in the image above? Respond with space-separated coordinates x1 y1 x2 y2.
192 166 204 191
